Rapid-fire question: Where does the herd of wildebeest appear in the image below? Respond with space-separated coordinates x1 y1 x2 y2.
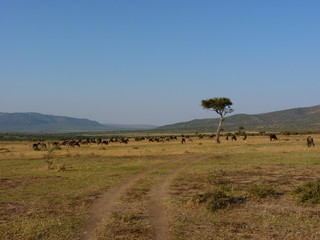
31 133 316 150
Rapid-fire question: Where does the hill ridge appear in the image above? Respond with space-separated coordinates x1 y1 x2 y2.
1 105 320 133
155 105 320 132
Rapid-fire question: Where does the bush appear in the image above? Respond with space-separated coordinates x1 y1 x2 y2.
205 171 228 186
192 190 230 211
191 188 244 212
293 180 320 205
247 184 279 199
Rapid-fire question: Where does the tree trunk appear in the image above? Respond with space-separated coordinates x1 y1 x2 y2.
215 116 224 144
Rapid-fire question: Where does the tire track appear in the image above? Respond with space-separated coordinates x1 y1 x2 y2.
78 155 198 240
149 155 211 240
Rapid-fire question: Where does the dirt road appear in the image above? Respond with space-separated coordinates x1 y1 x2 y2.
78 155 210 240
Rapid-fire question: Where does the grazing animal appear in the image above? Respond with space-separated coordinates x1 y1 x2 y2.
231 135 237 141
270 134 278 141
243 134 247 141
307 136 315 147
33 142 47 150
40 143 47 148
226 136 229 140
33 143 40 150
102 140 109 145
120 138 129 144
72 142 81 147
181 137 186 144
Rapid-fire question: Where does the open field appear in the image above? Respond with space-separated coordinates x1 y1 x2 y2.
1 134 320 239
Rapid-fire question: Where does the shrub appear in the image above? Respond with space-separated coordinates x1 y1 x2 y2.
206 170 228 186
293 180 320 205
247 184 278 199
192 190 230 211
191 188 244 212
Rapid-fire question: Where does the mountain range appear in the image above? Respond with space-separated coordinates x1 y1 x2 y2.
0 105 319 133
0 112 157 133
156 105 320 132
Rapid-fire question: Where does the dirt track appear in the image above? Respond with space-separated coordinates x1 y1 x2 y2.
78 155 210 240
149 155 210 240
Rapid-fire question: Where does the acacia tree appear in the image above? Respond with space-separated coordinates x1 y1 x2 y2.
201 97 234 143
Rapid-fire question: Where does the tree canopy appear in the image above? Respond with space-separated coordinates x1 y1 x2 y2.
201 97 234 143
201 97 234 117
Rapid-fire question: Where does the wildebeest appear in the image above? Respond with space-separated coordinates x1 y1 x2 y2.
231 135 237 141
120 138 129 144
270 134 278 141
32 142 47 150
307 136 315 147
102 140 109 145
181 137 186 144
33 143 40 150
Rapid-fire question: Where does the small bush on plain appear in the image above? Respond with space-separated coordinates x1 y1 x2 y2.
293 180 320 205
247 184 278 199
192 188 244 212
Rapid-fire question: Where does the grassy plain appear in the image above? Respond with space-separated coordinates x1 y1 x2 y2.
0 134 320 239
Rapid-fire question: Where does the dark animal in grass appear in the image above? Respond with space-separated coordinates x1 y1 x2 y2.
243 134 247 141
307 136 315 147
102 140 109 145
270 134 278 141
32 143 40 150
232 135 237 141
181 137 186 144
40 143 47 148
33 143 47 150
120 138 129 144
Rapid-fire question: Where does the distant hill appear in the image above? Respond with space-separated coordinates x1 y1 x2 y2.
0 113 157 133
155 105 320 132
0 113 108 133
1 105 320 133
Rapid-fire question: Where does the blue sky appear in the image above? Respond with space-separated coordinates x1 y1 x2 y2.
1 1 319 125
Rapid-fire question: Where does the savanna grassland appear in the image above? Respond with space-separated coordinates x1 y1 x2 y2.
1 134 320 240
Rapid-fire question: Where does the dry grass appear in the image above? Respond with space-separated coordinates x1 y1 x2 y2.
0 134 320 239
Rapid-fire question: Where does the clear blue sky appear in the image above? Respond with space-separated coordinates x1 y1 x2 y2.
1 1 319 125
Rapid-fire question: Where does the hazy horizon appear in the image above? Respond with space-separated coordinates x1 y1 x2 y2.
1 103 319 127
1 1 319 125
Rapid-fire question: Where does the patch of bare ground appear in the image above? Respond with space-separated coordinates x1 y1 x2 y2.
0 201 30 223
0 176 64 190
95 199 153 240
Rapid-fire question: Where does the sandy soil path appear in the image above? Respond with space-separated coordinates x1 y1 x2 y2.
78 155 203 240
149 155 210 240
